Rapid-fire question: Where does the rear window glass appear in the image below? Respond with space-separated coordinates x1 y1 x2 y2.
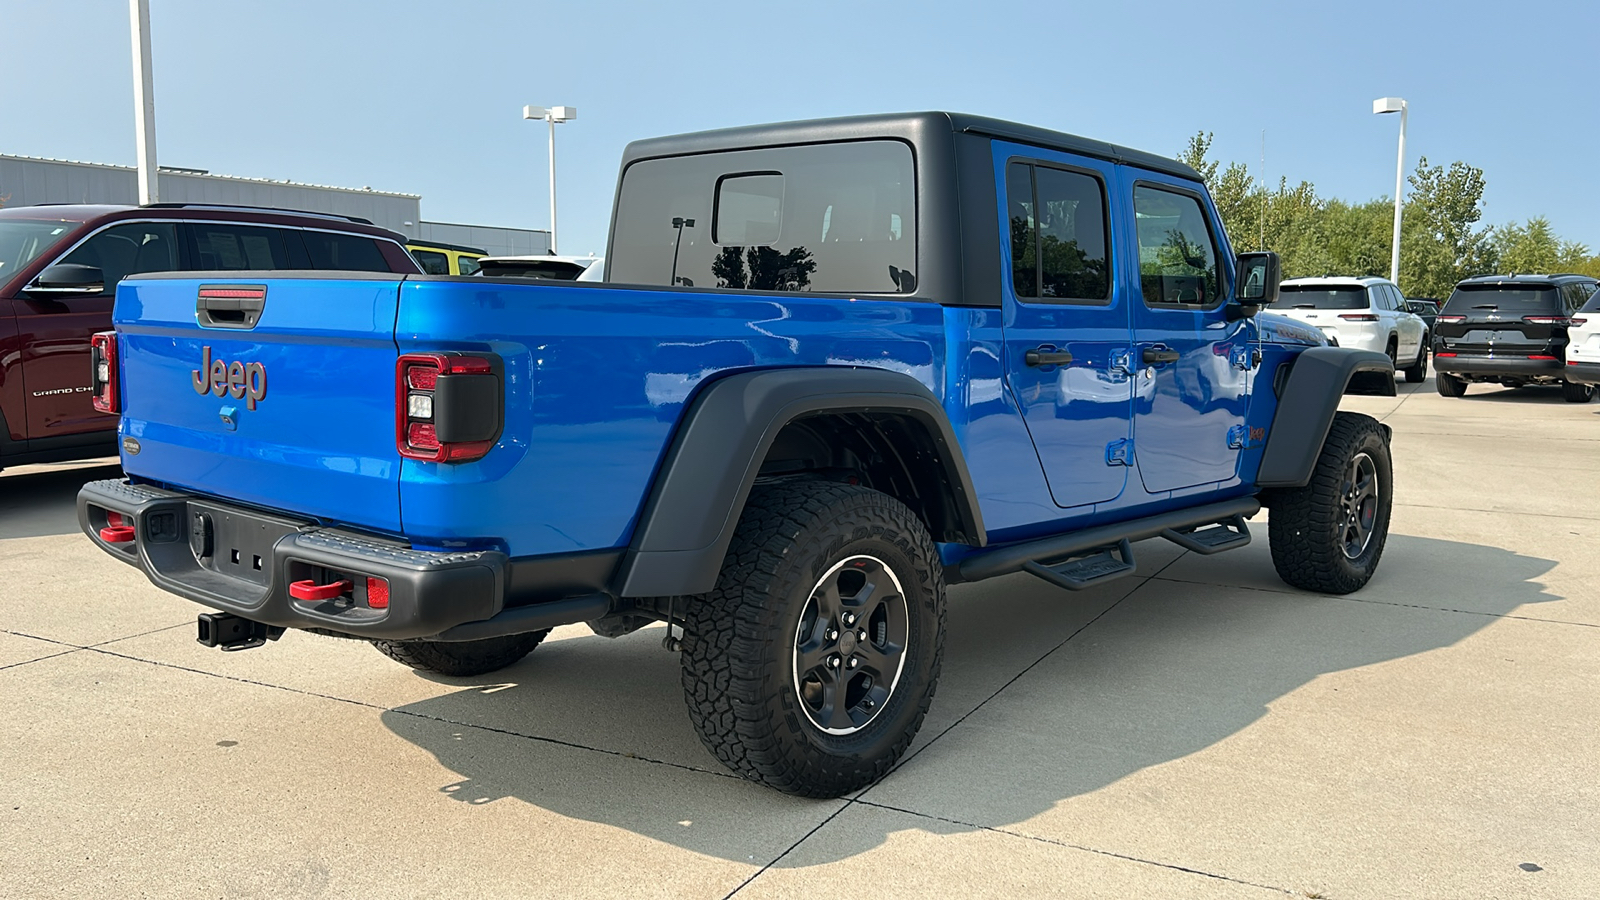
1279 286 1369 310
1442 284 1559 313
302 232 389 272
610 140 915 294
457 255 480 276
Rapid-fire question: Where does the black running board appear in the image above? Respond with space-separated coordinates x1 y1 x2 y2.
949 497 1261 585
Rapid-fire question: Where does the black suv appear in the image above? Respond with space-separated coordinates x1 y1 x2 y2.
1433 274 1600 402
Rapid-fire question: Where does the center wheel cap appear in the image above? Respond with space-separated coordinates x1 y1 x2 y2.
838 631 858 655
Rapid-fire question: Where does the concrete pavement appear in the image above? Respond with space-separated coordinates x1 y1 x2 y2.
2 377 1596 899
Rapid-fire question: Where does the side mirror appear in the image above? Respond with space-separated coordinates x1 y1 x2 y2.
26 263 105 296
1235 251 1281 306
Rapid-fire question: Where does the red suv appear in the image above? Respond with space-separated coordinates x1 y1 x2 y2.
0 203 421 472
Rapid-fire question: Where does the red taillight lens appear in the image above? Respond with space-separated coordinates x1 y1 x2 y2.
1570 317 1588 326
1435 352 1457 357
1522 316 1571 326
1438 315 1467 324
1338 314 1379 322
365 577 390 610
90 331 119 414
1527 354 1558 360
396 353 500 463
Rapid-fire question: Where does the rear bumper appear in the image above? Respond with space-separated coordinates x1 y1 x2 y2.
1565 361 1600 385
1433 355 1564 379
77 479 611 641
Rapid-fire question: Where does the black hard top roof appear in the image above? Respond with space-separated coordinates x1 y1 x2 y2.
619 111 1202 182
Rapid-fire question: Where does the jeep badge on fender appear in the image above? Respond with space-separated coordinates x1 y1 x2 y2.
192 346 267 409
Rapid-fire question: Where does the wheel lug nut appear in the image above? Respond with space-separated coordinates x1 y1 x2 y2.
843 613 855 625
847 657 858 669
826 629 838 640
828 656 840 668
857 630 867 641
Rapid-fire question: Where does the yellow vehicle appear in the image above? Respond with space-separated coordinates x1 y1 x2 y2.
405 240 487 275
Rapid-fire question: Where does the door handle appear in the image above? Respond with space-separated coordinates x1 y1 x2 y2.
1142 346 1180 365
1025 347 1074 367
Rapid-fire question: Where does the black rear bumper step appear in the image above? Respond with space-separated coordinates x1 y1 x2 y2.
950 497 1261 584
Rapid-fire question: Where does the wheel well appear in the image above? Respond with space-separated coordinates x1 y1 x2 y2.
758 411 971 544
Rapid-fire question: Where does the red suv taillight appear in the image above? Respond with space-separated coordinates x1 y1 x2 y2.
1337 314 1379 322
90 331 119 414
1570 317 1589 327
1522 316 1572 326
396 352 502 462
1437 315 1466 324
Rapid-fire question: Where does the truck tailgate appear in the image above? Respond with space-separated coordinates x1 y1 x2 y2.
115 274 403 533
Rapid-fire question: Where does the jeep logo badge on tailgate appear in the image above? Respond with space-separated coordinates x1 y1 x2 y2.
192 346 267 410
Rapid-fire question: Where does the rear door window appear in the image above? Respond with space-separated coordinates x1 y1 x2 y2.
60 221 181 294
188 223 289 271
1007 162 1111 303
301 231 390 272
610 139 915 294
1132 185 1220 308
412 249 450 275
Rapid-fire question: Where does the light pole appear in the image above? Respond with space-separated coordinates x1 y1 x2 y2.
1373 96 1408 285
130 0 159 204
523 105 576 253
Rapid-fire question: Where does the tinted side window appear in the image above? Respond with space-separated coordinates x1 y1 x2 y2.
1133 185 1220 307
1036 167 1110 301
1007 162 1037 298
456 255 481 276
610 140 915 294
302 232 390 272
60 222 180 294
412 249 449 275
189 224 288 270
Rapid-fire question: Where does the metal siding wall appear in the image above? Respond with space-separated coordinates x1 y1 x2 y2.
417 221 551 257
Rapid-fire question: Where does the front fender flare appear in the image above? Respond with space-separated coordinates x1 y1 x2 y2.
617 367 984 597
1256 346 1394 488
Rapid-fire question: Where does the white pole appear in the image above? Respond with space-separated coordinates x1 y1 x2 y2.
547 116 558 254
1389 102 1407 284
130 0 159 204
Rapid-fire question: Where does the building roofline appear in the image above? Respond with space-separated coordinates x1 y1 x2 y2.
0 153 421 199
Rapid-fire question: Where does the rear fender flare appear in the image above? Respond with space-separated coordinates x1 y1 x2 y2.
617 367 984 597
1256 346 1394 488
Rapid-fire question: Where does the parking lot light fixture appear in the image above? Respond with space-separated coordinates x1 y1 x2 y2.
524 105 577 253
1373 97 1408 285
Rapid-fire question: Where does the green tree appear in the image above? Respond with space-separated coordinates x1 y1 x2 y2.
1489 217 1593 275
1397 156 1493 299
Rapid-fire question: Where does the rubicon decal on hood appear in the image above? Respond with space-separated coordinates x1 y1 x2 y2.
192 346 267 410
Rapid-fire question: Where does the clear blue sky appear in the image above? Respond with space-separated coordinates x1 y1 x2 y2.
5 0 1597 258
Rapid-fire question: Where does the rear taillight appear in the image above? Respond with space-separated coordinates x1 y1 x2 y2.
1338 314 1379 322
1528 354 1558 360
90 331 119 414
1435 352 1457 357
1570 317 1588 326
1437 315 1466 324
396 352 502 462
1522 316 1571 326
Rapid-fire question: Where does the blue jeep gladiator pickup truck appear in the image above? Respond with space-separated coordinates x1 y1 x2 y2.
78 113 1395 797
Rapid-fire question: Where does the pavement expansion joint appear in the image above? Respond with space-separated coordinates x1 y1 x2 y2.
1147 575 1599 628
722 801 854 899
847 798 1297 897
1395 500 1600 523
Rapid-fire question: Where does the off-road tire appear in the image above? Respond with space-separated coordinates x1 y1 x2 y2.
1404 337 1428 383
1436 372 1468 397
371 631 550 676
1561 379 1595 403
680 480 945 798
1267 412 1392 595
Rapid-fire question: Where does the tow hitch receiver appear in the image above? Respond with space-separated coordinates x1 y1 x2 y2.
197 612 285 651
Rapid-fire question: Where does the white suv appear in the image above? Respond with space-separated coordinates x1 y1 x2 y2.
1566 286 1600 388
1275 276 1429 382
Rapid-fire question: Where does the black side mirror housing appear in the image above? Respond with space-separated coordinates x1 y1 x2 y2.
27 263 106 296
1227 251 1281 320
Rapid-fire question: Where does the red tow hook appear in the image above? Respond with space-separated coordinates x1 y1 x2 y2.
289 579 353 602
100 511 135 543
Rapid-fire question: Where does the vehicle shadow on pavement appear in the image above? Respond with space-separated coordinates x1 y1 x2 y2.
380 531 1558 867
0 462 122 540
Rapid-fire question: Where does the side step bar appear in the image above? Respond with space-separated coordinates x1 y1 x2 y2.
949 497 1261 587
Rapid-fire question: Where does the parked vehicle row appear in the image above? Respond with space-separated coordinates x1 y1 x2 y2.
76 111 1399 798
1274 275 1430 383
1433 273 1600 402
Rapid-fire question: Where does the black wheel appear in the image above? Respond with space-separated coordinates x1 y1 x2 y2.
1404 336 1428 383
1561 379 1595 403
681 480 944 798
1385 338 1398 367
1436 372 1468 397
1267 412 1392 595
371 631 549 676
